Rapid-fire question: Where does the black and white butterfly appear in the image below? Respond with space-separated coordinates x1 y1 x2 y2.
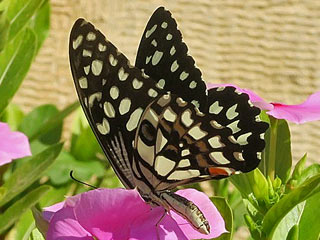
69 7 268 235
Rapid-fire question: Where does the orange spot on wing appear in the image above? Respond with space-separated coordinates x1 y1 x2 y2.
208 167 230 176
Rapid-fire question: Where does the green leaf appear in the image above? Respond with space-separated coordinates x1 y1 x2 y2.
298 191 320 240
0 143 63 206
286 225 299 240
0 185 50 234
12 210 35 240
19 104 62 144
211 197 233 240
28 0 50 52
0 28 36 114
0 14 9 50
28 101 80 142
0 103 24 130
46 151 105 185
262 173 320 238
262 117 292 183
31 206 48 239
272 202 305 240
291 154 307 180
6 0 44 41
71 126 102 162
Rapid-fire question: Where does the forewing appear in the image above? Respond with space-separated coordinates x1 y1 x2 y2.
69 18 164 189
133 91 268 191
135 7 207 111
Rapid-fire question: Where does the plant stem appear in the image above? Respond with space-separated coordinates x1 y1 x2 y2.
268 117 278 180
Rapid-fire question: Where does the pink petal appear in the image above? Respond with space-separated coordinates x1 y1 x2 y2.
207 83 273 110
46 201 92 240
170 189 227 239
268 91 320 124
130 206 188 240
74 188 152 240
0 122 31 166
43 202 65 222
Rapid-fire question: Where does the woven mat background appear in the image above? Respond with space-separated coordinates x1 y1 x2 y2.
13 0 320 164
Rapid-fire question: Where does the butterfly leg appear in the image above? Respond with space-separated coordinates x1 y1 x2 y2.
155 208 167 240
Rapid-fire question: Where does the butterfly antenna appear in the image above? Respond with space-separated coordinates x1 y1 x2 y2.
69 170 98 189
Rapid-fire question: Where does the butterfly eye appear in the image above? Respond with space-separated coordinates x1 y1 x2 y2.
140 120 156 144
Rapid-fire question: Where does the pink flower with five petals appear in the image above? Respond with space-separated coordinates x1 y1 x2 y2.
43 188 227 240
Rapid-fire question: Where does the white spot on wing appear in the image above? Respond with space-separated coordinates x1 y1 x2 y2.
119 98 131 115
152 51 163 66
188 125 207 140
96 118 110 135
209 152 230 164
84 65 90 75
118 67 129 81
156 129 168 154
171 60 179 72
109 54 118 66
145 24 157 38
91 60 103 76
151 39 157 47
181 110 193 127
88 92 102 108
208 136 225 148
155 156 175 176
170 46 176 55
78 77 88 89
163 107 177 122
148 88 158 98
126 108 143 131
237 132 252 145
178 159 191 168
161 22 168 28
166 34 173 40
104 102 116 118
132 78 143 89
189 81 197 89
86 32 96 41
181 149 190 157
110 86 119 100
168 169 200 180
226 104 239 120
73 35 83 49
83 49 92 57
98 43 107 51
209 101 223 114
234 152 245 161
227 120 241 134
156 79 165 89
146 56 152 64
137 136 154 165
180 71 189 81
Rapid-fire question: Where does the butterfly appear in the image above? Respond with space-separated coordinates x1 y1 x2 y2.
69 6 268 235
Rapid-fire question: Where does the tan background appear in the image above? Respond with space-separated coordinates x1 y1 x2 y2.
13 0 320 164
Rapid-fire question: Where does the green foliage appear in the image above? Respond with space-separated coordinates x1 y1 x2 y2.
0 143 63 207
0 185 50 234
0 28 36 114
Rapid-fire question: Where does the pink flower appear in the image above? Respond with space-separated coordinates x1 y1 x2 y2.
207 83 320 124
43 188 226 240
0 122 31 166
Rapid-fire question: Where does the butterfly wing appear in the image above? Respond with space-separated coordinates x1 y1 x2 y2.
133 91 268 191
69 18 164 189
135 7 207 111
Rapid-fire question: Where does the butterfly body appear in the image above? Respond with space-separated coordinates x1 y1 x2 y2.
69 7 268 235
